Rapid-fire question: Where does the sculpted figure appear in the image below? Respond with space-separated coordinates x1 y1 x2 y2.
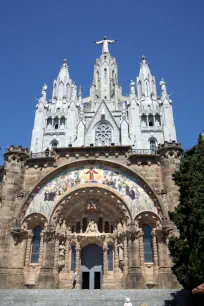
94 36 117 53
118 243 124 262
130 80 135 94
86 220 98 234
160 78 167 95
22 221 28 231
122 221 127 232
117 222 123 234
56 217 63 231
44 222 48 231
67 225 71 234
59 241 65 257
156 220 162 230
62 220 67 232
135 220 140 232
41 83 47 99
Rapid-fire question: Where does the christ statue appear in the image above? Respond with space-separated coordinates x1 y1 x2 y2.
94 36 117 53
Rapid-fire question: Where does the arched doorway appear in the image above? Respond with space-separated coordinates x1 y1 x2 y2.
81 244 103 289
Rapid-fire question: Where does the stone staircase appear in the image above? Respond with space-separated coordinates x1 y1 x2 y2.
0 289 193 306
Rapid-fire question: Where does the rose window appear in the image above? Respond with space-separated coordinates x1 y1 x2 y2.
95 123 112 146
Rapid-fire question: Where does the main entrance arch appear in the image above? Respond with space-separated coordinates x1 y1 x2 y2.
81 244 103 289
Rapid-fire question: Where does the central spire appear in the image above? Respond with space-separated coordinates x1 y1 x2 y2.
94 36 117 54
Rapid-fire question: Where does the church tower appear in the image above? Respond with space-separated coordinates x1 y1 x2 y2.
30 38 177 153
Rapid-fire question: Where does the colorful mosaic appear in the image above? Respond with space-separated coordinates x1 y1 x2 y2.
25 167 157 218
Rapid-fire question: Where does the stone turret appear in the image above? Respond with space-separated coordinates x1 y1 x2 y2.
89 52 121 111
0 146 29 283
158 141 183 211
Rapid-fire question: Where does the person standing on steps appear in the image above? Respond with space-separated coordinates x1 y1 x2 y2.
124 297 132 306
72 269 78 289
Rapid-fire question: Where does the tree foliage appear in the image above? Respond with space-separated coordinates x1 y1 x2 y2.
168 135 204 289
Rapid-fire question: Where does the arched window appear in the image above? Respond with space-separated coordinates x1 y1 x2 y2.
110 225 113 233
141 114 147 127
104 68 107 79
76 221 81 233
54 117 59 129
95 123 112 146
143 225 153 262
108 244 113 271
60 116 65 127
150 139 157 153
155 114 161 126
31 226 42 263
71 245 76 271
51 140 58 149
98 217 103 233
105 221 109 233
82 217 87 233
138 81 142 98
71 225 75 233
148 115 154 126
47 117 52 127
145 80 149 97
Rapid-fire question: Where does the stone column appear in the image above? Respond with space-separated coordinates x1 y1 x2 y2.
114 238 119 273
138 230 144 266
38 231 44 266
25 230 33 266
152 229 159 266
64 236 70 273
103 242 108 276
54 235 59 272
128 238 132 267
157 232 164 266
123 237 128 273
76 242 81 273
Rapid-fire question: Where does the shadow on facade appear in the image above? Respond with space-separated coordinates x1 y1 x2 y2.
162 289 204 306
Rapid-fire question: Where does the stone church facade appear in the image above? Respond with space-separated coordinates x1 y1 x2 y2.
0 39 182 289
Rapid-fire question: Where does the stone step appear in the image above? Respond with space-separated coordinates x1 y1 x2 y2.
0 289 193 306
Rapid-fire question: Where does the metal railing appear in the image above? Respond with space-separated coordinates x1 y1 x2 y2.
31 151 52 158
131 149 157 155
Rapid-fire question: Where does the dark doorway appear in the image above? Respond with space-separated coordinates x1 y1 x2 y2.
81 244 103 289
94 272 101 289
82 272 90 289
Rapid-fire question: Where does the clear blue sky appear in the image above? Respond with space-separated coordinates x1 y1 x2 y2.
0 0 204 163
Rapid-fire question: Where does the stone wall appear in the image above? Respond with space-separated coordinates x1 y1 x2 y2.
0 143 183 289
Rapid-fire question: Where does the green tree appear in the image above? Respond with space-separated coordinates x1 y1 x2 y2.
168 134 204 289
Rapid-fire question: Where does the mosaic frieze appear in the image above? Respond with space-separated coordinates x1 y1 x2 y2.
25 167 157 218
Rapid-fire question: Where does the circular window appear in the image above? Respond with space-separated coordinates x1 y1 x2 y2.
95 123 112 146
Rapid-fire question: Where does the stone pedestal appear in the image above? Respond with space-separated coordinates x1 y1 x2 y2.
126 266 145 289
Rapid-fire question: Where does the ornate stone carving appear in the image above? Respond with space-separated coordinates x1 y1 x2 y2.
117 243 124 262
152 229 159 266
123 237 128 273
103 241 108 276
58 241 65 268
95 123 112 146
64 237 70 273
114 238 119 272
85 221 99 236
54 236 59 271
25 231 33 267
38 231 44 266
138 229 144 266
86 200 97 212
76 242 81 273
